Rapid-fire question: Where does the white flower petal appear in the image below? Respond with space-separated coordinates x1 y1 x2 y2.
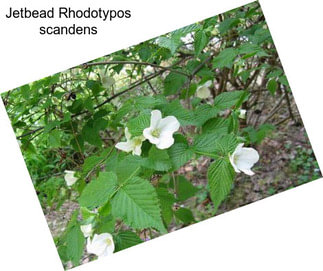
64 170 78 186
144 110 180 149
102 236 115 257
229 154 241 173
87 236 107 256
88 72 98 80
143 128 160 145
87 233 115 258
196 87 211 99
101 76 115 89
233 143 244 155
204 80 212 87
240 168 255 176
80 224 93 238
116 128 145 156
125 127 131 140
229 144 259 176
196 81 212 99
235 148 259 169
115 141 133 153
239 109 247 119
158 116 180 133
133 143 142 156
156 134 174 149
150 110 162 128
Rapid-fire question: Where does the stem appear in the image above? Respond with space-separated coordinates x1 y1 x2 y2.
69 121 85 160
84 147 114 180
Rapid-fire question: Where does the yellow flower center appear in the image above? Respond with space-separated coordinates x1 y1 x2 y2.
151 129 161 138
133 138 142 146
106 238 112 245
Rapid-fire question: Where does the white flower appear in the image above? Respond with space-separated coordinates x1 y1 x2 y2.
229 143 259 176
239 109 247 119
86 233 115 258
143 110 180 149
144 65 154 74
88 72 98 81
100 71 115 89
115 127 145 156
64 170 78 186
80 224 93 238
196 80 212 99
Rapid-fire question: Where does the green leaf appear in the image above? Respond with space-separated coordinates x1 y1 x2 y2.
127 113 150 137
238 43 269 58
86 80 102 95
218 18 240 33
70 135 84 152
115 155 142 183
214 133 238 155
207 158 235 211
98 201 112 217
96 215 115 234
82 148 112 176
81 207 96 221
112 176 166 233
164 72 187 96
84 97 94 112
48 130 61 148
44 120 60 133
171 175 199 201
193 133 222 155
212 48 237 68
171 23 201 37
214 90 248 110
168 138 194 170
142 146 172 171
57 246 69 263
228 112 239 133
193 104 220 126
193 134 237 157
250 28 272 44
82 156 102 175
78 172 118 209
157 37 181 54
194 30 208 55
202 117 229 134
20 84 30 100
113 101 133 125
239 70 251 83
114 231 143 252
156 187 175 226
267 79 278 95
161 100 195 126
279 75 289 86
67 100 84 114
243 124 275 144
174 208 195 224
81 117 107 147
66 225 85 266
138 46 151 61
133 96 165 110
266 68 283 79
82 125 102 147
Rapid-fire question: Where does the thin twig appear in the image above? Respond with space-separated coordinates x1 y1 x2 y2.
83 60 190 77
260 94 285 124
282 84 295 122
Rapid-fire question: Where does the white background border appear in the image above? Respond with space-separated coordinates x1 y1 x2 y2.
0 0 322 270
